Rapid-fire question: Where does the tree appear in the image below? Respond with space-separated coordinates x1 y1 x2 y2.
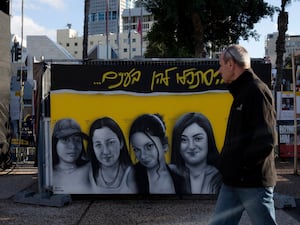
143 0 275 58
83 0 90 61
135 0 147 7
275 0 291 91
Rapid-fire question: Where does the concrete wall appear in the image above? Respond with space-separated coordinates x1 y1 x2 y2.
0 11 12 158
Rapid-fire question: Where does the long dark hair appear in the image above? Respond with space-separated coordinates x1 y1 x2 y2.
170 112 220 172
129 114 168 173
87 117 132 182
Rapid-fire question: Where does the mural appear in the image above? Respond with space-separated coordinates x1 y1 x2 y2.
49 61 271 194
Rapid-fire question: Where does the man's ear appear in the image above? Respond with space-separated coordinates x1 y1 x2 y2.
229 59 234 68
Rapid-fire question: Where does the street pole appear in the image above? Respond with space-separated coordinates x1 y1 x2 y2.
106 0 109 60
292 50 300 175
140 7 143 57
129 6 131 59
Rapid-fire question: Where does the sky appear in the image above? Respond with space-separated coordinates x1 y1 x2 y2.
10 0 300 58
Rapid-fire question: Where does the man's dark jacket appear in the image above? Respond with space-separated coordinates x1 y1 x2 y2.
219 69 277 187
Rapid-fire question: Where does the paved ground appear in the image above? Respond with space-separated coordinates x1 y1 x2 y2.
0 158 299 225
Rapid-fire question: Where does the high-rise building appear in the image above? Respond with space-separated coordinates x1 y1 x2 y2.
58 6 154 59
88 0 133 35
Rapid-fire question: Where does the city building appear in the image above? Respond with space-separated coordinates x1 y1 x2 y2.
88 0 131 35
57 7 154 59
265 32 300 67
27 35 75 62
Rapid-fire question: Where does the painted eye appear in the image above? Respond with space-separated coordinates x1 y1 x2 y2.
145 143 154 151
107 139 117 147
60 137 69 144
180 137 188 143
132 147 140 153
72 136 82 144
60 136 82 144
194 133 205 142
194 136 202 142
95 143 103 149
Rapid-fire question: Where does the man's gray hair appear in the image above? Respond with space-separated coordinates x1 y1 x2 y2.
223 44 251 69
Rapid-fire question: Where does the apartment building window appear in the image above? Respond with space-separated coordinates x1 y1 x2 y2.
109 11 117 20
146 15 152 22
133 48 136 52
74 42 78 46
90 13 97 22
66 43 70 47
132 38 136 43
98 12 105 21
124 48 128 53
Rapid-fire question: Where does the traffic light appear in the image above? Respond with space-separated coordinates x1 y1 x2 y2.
14 47 22 61
17 69 27 81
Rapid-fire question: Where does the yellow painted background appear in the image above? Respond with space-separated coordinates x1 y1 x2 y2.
51 92 232 162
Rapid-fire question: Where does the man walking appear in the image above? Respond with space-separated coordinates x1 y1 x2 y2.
209 44 277 225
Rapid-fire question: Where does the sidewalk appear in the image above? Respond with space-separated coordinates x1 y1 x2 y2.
0 158 299 225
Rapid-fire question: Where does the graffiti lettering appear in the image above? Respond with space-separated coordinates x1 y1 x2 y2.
176 68 222 89
151 67 175 91
93 68 141 89
92 67 224 92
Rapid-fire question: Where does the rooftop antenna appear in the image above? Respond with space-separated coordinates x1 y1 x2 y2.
66 23 72 29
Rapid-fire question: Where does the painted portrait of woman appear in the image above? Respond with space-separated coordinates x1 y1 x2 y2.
129 113 187 194
87 117 137 194
52 118 90 193
170 112 222 194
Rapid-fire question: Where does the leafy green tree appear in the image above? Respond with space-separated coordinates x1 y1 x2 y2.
143 0 275 58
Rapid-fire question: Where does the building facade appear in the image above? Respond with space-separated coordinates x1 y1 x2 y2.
57 7 154 59
88 0 133 35
265 32 300 67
